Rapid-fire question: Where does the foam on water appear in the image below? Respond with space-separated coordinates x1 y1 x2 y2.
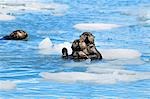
0 0 69 21
39 71 150 84
73 23 121 31
0 81 16 90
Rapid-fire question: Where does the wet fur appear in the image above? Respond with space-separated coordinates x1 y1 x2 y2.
62 32 102 60
2 30 28 40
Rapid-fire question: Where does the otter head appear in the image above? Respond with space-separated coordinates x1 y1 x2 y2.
62 47 68 58
71 39 80 51
80 32 94 44
9 30 28 40
79 38 87 50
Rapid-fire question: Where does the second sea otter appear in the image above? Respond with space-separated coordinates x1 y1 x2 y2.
1 30 28 40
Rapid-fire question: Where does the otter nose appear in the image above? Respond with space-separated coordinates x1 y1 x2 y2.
85 36 89 43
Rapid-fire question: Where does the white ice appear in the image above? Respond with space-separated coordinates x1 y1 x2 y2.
39 71 150 84
99 49 141 59
73 23 121 31
38 37 72 55
0 0 69 21
38 37 53 49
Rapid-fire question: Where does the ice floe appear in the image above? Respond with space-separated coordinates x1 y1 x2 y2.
39 70 150 84
38 37 72 55
73 23 121 31
99 49 141 59
0 0 69 20
0 81 16 90
38 37 53 49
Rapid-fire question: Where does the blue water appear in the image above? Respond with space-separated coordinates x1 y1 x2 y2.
0 0 150 98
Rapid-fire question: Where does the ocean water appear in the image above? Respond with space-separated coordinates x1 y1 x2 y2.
0 0 150 99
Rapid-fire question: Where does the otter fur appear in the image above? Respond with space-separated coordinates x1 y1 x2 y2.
1 30 28 40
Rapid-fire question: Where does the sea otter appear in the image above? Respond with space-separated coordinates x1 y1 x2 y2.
62 32 102 60
71 39 89 59
0 30 28 40
62 38 89 60
80 32 102 60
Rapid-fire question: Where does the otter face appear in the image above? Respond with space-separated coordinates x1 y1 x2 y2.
9 30 28 40
71 39 80 51
79 38 87 50
80 32 94 44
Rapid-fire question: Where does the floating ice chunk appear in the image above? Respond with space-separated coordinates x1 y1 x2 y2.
0 81 16 90
38 37 53 49
73 23 121 31
99 49 141 59
0 1 69 21
0 14 15 21
40 72 116 84
38 37 72 55
26 2 69 14
38 37 54 55
39 71 150 84
87 68 150 82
